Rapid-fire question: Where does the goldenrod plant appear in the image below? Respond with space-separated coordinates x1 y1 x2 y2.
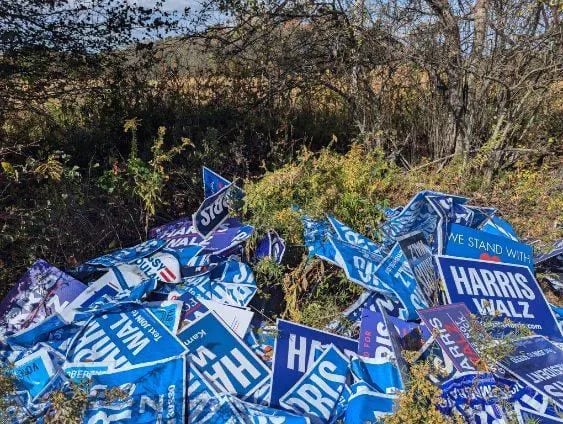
98 120 194 234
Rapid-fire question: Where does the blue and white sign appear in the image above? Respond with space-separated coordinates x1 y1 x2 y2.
397 231 438 304
446 223 533 270
327 290 406 336
183 272 256 308
330 237 390 293
12 349 56 399
328 215 380 253
188 365 220 423
480 215 519 241
270 319 357 407
86 240 165 267
358 308 430 360
227 394 311 423
279 344 349 421
60 275 122 321
349 356 403 394
344 382 396 424
203 166 231 198
178 310 270 398
437 256 562 338
193 183 235 238
145 300 182 333
84 355 186 424
497 336 563 409
66 305 187 369
256 231 286 264
150 217 253 254
381 308 409 386
375 243 428 320
63 362 112 383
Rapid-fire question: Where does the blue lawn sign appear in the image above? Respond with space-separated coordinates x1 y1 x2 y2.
86 239 165 267
375 243 429 320
417 303 481 372
358 308 430 360
480 215 519 241
446 223 534 270
84 355 186 424
270 319 358 408
203 166 231 198
381 308 409 386
255 230 286 264
63 362 112 383
150 216 254 254
302 216 339 265
183 270 256 308
145 300 182 333
12 349 56 399
397 231 439 305
188 365 220 423
66 305 187 369
279 344 349 422
329 237 389 294
178 310 270 399
227 394 311 423
349 355 403 394
345 383 396 424
327 290 406 336
497 336 563 410
60 276 123 320
193 183 235 238
436 256 562 339
327 215 380 253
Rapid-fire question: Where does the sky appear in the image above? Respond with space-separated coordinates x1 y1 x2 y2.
136 0 201 13
130 0 223 39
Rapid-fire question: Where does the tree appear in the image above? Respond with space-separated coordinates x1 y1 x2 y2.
0 0 174 157
194 0 562 166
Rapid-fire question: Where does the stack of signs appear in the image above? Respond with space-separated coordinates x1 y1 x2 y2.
2 182 563 424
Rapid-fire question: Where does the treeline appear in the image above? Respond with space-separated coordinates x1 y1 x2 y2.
0 0 561 291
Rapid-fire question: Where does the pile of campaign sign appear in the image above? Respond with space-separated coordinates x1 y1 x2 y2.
1 178 562 424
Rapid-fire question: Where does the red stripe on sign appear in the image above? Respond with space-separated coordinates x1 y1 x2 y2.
168 268 178 281
162 267 177 282
159 270 172 282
